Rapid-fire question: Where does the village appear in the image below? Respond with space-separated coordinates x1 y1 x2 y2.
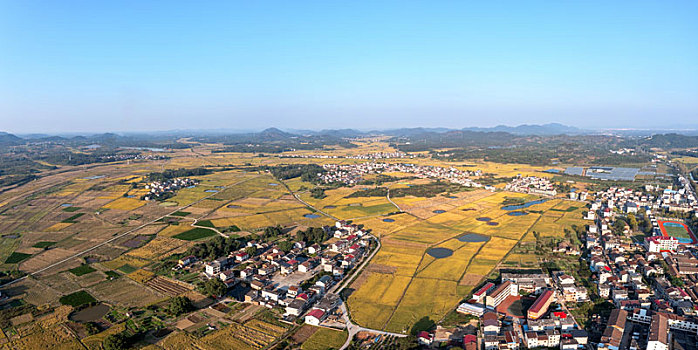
406 171 698 350
285 151 412 160
172 220 376 335
504 176 559 197
143 178 199 201
319 162 484 187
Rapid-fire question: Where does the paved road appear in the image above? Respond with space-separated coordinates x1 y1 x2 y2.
386 189 402 212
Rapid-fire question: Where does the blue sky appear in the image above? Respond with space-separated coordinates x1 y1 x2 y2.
1 1 697 133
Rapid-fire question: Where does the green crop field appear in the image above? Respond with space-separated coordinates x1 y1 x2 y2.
61 212 85 223
68 264 96 276
32 241 56 249
5 252 32 264
173 227 217 241
59 290 97 307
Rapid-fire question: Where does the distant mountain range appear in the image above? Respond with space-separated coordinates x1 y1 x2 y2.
5 123 698 144
462 123 588 135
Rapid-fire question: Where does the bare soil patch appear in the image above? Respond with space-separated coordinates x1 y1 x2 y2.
291 324 318 344
459 273 485 286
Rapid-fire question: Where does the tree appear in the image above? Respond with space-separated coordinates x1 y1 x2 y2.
277 240 294 252
103 333 127 350
168 296 194 316
84 322 99 335
613 219 627 235
627 213 638 231
200 278 227 297
245 246 257 256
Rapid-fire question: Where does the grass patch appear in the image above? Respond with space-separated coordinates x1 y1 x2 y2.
550 206 580 212
4 252 32 264
68 264 96 276
59 290 97 307
117 264 137 274
196 220 215 228
62 206 82 212
61 213 85 223
302 327 348 350
173 227 217 241
170 211 191 217
32 241 56 249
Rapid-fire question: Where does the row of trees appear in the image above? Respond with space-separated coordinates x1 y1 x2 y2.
265 164 326 182
185 225 329 261
147 167 211 182
295 227 330 245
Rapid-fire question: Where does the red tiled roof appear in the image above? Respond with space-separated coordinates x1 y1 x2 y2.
529 290 553 314
307 309 324 319
474 282 495 296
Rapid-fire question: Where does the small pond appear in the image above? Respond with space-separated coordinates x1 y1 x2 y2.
61 203 73 207
487 221 499 226
476 217 492 222
226 205 240 209
458 233 490 243
324 205 336 209
507 211 529 216
304 214 321 219
383 218 395 223
204 190 219 193
433 210 446 214
427 247 453 259
501 199 548 211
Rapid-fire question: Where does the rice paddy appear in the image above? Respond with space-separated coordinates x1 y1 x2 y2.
347 191 584 333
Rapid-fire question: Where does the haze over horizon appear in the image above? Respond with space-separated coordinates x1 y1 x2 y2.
1 1 697 133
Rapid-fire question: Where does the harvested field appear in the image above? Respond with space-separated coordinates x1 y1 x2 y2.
145 276 192 296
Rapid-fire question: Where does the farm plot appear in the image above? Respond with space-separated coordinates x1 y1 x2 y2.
465 237 518 275
388 221 461 244
301 327 348 350
103 197 145 211
90 278 161 307
127 236 192 260
199 320 288 350
348 273 412 329
369 239 427 276
211 207 315 231
173 227 218 241
416 240 485 281
145 276 192 296
385 278 467 333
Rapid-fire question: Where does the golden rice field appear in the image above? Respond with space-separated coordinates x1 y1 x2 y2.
126 237 192 260
45 222 73 232
301 327 348 350
102 197 145 211
127 269 155 283
347 191 579 333
101 255 150 270
157 224 193 237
